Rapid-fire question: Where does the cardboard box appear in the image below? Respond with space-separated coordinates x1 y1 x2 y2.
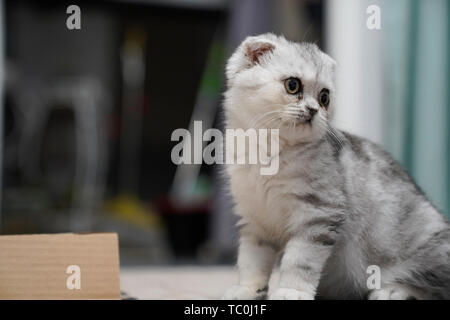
0 233 121 300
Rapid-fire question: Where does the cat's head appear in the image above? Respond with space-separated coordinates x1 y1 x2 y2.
224 33 336 144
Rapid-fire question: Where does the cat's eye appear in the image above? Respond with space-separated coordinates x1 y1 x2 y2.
284 78 302 95
318 89 330 108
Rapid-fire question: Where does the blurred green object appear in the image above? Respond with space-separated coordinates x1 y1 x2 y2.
200 41 225 97
384 0 450 217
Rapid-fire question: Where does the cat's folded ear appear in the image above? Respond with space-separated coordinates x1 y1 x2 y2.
226 34 277 82
245 39 275 65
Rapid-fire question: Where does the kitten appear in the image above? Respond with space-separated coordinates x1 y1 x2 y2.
222 33 450 300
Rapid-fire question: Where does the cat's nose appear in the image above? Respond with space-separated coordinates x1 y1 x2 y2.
306 106 318 117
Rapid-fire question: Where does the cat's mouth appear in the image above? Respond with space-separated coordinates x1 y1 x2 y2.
279 116 313 130
283 106 316 125
296 114 313 124
279 114 314 129
290 113 314 125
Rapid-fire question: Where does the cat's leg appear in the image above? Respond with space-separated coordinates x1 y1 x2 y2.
270 231 338 300
223 234 277 300
368 283 424 300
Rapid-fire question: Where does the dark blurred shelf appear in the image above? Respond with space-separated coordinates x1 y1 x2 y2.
109 0 226 10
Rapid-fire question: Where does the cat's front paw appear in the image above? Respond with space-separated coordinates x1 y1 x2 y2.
222 285 267 300
269 288 314 300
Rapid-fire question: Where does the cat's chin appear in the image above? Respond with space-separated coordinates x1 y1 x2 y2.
277 121 326 145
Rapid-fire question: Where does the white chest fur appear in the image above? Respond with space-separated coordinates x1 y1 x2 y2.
227 153 306 245
226 139 336 245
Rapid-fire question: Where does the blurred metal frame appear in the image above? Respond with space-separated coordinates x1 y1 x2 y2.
15 77 109 231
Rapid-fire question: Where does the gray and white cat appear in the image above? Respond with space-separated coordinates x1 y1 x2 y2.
222 33 450 300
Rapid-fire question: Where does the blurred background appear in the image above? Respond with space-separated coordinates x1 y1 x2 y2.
0 0 448 271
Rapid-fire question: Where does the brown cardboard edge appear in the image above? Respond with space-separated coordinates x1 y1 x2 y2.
0 232 122 300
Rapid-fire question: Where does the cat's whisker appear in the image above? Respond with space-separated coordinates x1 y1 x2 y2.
320 119 343 150
323 120 343 148
255 113 278 127
249 110 282 129
255 115 282 130
261 116 282 129
302 22 313 42
249 110 279 126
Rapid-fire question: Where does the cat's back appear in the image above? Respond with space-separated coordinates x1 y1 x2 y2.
334 130 447 274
